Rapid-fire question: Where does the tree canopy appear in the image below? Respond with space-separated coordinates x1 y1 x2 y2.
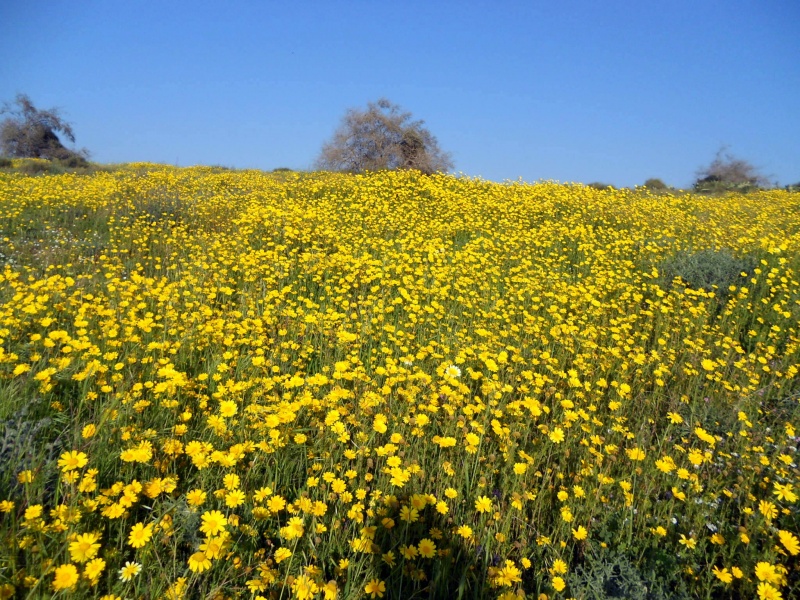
315 98 453 175
0 94 87 164
694 147 768 192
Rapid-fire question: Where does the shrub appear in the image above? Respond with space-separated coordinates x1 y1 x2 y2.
1 94 89 164
693 147 768 194
642 178 668 190
658 247 756 299
568 548 690 600
316 98 453 175
16 158 61 175
587 182 614 190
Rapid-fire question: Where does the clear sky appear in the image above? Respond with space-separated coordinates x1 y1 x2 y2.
1 1 798 187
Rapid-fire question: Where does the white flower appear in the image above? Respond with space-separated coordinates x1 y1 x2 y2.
119 561 142 582
444 365 462 378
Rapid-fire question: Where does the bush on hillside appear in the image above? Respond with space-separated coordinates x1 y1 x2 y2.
658 247 756 299
0 94 89 166
316 98 453 175
693 147 768 194
642 178 668 190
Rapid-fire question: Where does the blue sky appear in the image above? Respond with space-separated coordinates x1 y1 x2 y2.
1 1 798 187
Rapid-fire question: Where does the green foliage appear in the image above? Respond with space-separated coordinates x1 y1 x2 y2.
693 178 762 195
1 157 103 176
0 398 66 502
568 548 690 600
658 247 756 299
586 182 614 190
16 158 62 175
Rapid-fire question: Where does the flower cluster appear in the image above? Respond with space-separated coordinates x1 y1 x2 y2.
0 166 798 598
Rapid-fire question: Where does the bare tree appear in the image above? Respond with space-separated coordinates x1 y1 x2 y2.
315 98 453 175
694 146 768 192
1 94 87 163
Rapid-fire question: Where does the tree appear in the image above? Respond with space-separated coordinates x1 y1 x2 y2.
693 146 768 193
642 178 668 190
315 98 453 174
0 94 88 164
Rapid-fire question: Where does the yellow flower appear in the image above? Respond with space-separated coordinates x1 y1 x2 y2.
84 558 106 583
572 526 588 540
760 500 778 521
199 510 227 536
773 483 798 503
186 489 207 506
552 576 566 592
127 522 154 548
399 506 419 522
282 516 305 539
274 547 292 563
417 538 436 558
551 559 568 574
58 450 88 472
364 579 386 598
757 582 783 600
222 473 240 490
755 562 780 584
474 496 493 513
187 551 211 573
52 564 79 590
322 581 338 600
667 412 683 424
494 560 522 587
69 532 102 562
549 428 565 443
712 566 732 583
225 489 246 508
292 575 319 600
778 530 800 555
267 495 286 513
457 525 473 539
219 400 238 417
24 505 43 520
625 447 646 461
118 561 142 582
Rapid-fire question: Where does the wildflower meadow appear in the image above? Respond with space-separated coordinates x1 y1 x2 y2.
0 164 798 599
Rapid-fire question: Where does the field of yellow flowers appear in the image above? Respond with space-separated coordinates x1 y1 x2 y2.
0 165 798 599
